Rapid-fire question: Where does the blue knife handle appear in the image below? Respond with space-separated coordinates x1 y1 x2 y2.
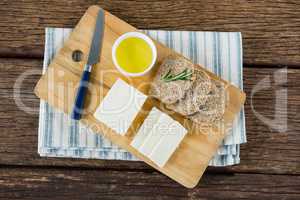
71 64 92 120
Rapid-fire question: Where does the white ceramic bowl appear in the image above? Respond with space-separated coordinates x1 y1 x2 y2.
112 32 157 77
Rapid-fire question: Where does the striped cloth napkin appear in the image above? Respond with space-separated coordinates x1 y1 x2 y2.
38 28 246 166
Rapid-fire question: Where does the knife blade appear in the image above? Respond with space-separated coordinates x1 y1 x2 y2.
87 9 105 66
71 9 105 120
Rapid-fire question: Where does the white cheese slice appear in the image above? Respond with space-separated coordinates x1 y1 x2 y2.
93 78 147 136
130 107 161 149
148 119 187 167
138 111 174 156
138 122 164 156
130 107 187 167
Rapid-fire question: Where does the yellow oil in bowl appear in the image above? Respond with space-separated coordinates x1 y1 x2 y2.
115 37 153 74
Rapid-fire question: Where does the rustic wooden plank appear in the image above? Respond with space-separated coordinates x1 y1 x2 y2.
0 167 299 199
233 67 300 174
0 58 299 175
0 1 299 66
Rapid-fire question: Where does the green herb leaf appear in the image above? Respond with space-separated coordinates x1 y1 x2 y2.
162 68 193 82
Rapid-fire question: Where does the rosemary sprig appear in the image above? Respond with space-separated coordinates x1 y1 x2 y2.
161 68 193 82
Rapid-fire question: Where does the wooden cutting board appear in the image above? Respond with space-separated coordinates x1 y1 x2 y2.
34 5 246 188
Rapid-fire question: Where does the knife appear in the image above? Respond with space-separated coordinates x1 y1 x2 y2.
71 9 105 120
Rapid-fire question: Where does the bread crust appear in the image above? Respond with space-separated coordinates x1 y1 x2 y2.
167 69 212 115
149 55 195 104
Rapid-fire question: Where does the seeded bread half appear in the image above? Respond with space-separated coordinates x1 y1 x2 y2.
149 55 195 104
149 55 227 126
166 69 212 115
188 80 226 124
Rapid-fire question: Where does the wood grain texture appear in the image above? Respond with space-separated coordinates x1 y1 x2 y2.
0 58 299 175
0 0 299 66
0 167 299 200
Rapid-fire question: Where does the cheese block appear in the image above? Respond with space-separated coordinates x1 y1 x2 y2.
130 108 162 148
131 107 187 167
139 122 164 156
94 78 147 135
148 123 187 167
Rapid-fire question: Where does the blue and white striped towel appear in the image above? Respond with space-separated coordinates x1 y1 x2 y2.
38 28 246 166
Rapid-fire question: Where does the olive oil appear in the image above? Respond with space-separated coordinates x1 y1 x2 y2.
115 37 153 74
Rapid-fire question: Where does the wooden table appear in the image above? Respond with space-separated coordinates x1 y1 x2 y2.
0 1 299 199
